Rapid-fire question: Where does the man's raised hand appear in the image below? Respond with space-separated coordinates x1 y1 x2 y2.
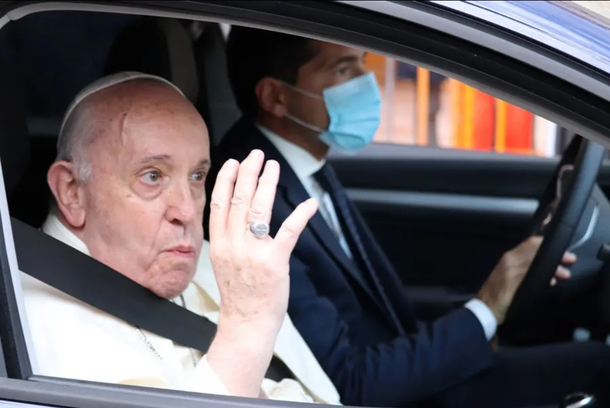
205 149 318 397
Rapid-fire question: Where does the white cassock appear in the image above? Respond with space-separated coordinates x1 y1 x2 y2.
19 213 341 405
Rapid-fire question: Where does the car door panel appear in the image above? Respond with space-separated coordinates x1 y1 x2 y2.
328 143 610 319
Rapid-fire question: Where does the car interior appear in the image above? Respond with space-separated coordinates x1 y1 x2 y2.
1 6 610 408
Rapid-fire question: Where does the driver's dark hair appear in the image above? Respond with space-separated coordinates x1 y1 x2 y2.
226 26 319 118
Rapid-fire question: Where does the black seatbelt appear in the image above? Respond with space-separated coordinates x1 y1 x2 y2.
10 217 294 382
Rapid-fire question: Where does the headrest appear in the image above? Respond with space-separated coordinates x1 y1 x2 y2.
58 71 185 145
193 22 241 145
0 61 30 196
103 17 199 104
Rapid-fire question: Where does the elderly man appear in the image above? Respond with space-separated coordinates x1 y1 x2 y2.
20 71 340 404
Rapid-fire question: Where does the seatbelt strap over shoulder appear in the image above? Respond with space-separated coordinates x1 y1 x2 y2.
10 217 293 382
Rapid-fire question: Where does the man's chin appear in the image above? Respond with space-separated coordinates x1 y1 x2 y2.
151 267 196 300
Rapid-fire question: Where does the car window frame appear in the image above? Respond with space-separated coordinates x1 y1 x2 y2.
0 1 610 408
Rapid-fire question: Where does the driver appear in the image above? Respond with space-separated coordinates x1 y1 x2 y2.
20 71 341 403
209 26 610 408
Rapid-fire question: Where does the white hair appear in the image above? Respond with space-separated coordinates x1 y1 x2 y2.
56 71 185 181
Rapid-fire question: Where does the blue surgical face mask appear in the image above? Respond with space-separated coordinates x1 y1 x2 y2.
282 72 382 155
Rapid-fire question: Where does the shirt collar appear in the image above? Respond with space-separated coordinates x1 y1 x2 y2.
42 212 91 256
256 124 325 182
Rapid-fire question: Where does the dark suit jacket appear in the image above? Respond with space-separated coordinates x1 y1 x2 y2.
206 118 495 407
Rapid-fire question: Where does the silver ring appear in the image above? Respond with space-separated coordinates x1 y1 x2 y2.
248 221 270 239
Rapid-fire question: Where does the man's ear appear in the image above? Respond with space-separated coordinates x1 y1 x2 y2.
255 77 288 118
47 161 86 228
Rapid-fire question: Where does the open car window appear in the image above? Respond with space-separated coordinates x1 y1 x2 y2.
0 2 609 408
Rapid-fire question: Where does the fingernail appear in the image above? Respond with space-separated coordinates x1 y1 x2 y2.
565 252 577 262
224 159 238 170
265 160 279 170
251 149 263 159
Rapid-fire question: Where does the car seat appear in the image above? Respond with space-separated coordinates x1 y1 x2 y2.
190 21 241 146
103 17 207 131
3 11 142 228
104 16 241 146
104 17 199 102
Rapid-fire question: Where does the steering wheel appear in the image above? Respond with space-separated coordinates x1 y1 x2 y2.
503 135 606 327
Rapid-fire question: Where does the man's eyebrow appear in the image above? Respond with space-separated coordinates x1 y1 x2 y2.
137 156 210 167
328 54 362 68
138 154 172 165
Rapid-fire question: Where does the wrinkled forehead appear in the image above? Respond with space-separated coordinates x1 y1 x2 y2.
86 83 210 169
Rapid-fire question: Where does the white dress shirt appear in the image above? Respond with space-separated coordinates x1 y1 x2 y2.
257 124 497 341
258 125 352 258
20 213 341 404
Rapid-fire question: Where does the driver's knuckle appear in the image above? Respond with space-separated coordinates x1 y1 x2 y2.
500 254 513 269
528 236 542 245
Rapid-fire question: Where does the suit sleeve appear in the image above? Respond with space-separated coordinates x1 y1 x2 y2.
287 255 495 407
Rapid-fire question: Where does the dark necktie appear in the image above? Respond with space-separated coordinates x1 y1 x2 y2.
314 164 404 334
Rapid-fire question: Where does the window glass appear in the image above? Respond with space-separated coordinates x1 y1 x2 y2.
366 55 571 157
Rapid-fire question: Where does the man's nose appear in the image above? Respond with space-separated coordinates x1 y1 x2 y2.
165 181 198 224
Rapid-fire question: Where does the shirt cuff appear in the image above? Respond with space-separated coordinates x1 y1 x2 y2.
464 298 497 341
183 354 232 395
262 378 314 403
190 356 312 403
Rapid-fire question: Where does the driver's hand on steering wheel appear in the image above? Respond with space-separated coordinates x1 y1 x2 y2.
476 236 576 325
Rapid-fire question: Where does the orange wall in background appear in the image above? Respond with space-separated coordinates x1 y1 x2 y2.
452 83 493 151
364 53 387 84
366 53 536 155
504 104 534 154
473 91 495 151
